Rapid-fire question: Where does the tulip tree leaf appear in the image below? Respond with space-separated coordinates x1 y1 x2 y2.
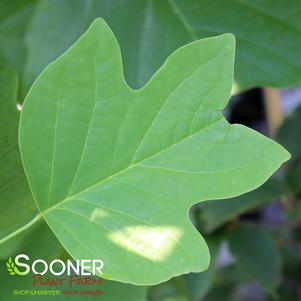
19 19 290 285
0 63 37 242
21 0 301 95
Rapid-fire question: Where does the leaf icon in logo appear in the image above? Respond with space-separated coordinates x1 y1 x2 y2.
6 257 23 276
6 257 16 276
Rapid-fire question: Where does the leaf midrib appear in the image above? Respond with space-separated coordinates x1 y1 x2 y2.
42 117 224 215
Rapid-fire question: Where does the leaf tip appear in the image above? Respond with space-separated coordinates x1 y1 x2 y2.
273 139 291 165
88 17 110 32
220 33 236 53
281 147 291 163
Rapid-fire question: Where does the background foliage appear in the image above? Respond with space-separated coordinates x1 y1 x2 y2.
0 1 301 300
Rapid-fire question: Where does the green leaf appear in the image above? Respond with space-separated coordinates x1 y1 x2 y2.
228 223 281 292
0 64 38 242
21 0 301 95
201 179 285 233
19 19 289 285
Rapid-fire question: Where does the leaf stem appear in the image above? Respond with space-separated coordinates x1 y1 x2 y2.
0 213 43 244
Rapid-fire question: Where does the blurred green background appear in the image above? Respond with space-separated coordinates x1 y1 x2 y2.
0 1 301 300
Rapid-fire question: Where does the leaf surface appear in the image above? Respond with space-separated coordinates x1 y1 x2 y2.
0 63 37 241
19 19 289 285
